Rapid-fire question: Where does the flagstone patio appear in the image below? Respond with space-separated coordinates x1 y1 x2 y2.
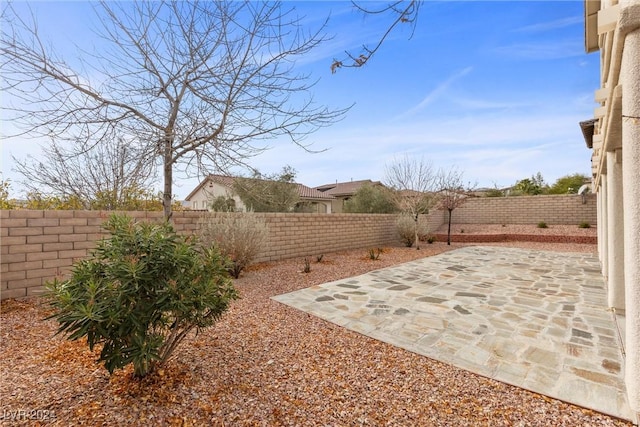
273 246 634 422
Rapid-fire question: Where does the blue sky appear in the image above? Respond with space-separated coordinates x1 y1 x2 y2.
1 1 598 199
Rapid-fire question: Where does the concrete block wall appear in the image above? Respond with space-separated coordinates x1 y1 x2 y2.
450 194 597 225
250 213 399 263
0 210 205 300
1 210 401 300
0 195 595 300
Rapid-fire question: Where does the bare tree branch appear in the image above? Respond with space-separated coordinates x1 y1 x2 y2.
437 167 475 245
331 0 420 73
1 1 350 218
13 136 157 209
384 155 438 249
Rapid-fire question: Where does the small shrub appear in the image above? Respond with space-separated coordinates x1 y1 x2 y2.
45 214 238 378
426 235 436 244
303 257 311 273
316 254 324 263
537 221 548 229
368 248 383 260
501 224 506 227
460 229 465 234
578 222 591 229
396 215 429 248
198 212 268 278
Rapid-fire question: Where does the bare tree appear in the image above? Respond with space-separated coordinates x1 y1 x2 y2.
384 155 438 249
437 167 473 245
331 0 421 73
13 136 157 210
1 1 349 219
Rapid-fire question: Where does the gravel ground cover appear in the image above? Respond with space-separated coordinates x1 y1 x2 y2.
3 224 630 426
433 223 596 237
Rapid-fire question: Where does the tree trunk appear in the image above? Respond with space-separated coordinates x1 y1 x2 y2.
414 212 420 250
163 137 173 221
447 208 453 245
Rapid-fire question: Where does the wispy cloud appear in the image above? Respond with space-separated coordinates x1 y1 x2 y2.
512 16 582 33
399 66 473 117
449 96 532 111
491 40 583 60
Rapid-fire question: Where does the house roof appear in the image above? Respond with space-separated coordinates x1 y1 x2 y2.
295 183 335 200
185 174 334 202
314 179 382 197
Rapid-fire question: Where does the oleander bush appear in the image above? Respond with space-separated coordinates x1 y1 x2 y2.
45 214 238 378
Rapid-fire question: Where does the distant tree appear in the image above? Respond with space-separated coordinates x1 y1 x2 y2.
384 155 439 249
13 136 157 210
548 173 589 194
484 188 505 197
21 188 171 211
24 192 85 210
513 172 548 196
233 166 300 213
484 183 505 197
437 168 472 245
331 0 421 72
0 180 16 210
2 1 349 219
343 183 398 213
209 196 237 212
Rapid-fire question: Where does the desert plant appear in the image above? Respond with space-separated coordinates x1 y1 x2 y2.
316 254 324 263
578 222 591 229
45 214 238 378
303 257 312 273
396 215 429 248
537 221 548 229
426 235 436 244
198 212 268 279
368 248 383 260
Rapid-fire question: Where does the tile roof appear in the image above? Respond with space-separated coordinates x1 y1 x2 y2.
186 174 334 201
314 179 382 196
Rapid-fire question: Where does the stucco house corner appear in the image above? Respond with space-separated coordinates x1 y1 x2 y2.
185 174 335 213
582 0 640 420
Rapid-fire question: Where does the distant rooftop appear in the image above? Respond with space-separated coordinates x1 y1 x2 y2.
314 179 382 197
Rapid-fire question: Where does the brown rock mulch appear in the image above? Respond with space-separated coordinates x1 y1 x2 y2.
1 238 631 426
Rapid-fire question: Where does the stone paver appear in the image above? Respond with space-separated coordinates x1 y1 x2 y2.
272 246 633 422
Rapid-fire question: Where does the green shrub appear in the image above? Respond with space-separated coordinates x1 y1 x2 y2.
537 221 548 229
198 212 268 279
426 235 436 244
45 214 238 378
578 222 591 229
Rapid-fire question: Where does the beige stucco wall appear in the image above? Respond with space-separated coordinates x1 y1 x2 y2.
585 0 640 416
188 181 245 211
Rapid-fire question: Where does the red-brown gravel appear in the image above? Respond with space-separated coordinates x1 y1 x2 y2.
2 227 631 426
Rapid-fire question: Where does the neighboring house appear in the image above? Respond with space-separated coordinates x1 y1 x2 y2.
314 179 383 213
185 174 334 213
582 0 640 417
